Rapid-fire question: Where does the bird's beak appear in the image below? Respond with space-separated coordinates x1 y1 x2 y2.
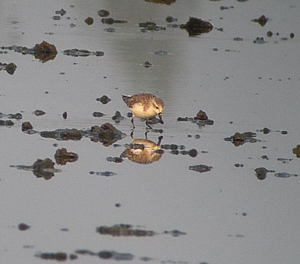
158 113 164 124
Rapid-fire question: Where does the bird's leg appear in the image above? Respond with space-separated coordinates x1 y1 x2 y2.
131 117 135 129
157 136 163 146
145 120 153 129
145 131 149 139
130 130 134 138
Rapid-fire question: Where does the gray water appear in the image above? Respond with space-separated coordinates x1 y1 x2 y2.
1 0 300 263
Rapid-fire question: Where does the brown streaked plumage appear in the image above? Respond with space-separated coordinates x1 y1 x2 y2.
122 93 165 129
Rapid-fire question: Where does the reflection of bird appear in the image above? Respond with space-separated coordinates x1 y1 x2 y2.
122 136 163 164
122 93 165 129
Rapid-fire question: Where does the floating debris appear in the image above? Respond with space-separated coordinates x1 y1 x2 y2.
253 37 265 44
256 127 287 135
35 252 68 261
195 110 208 120
112 111 124 123
121 137 163 164
224 132 257 146
55 9 66 16
177 110 214 127
76 250 134 261
84 17 94 25
40 129 82 141
98 9 110 17
0 120 14 126
55 148 78 165
34 41 57 62
106 157 123 163
93 112 104 117
97 224 155 237
10 158 61 180
189 164 213 173
220 6 234 10
63 49 104 57
104 27 116 33
0 41 57 62
233 37 243 41
169 149 198 158
145 0 176 4
33 110 45 116
0 62 17 75
234 163 244 168
90 123 126 146
101 18 127 24
293 145 300 158
144 61 152 68
153 50 168 55
96 95 111 104
274 172 298 178
139 22 166 32
252 15 269 27
161 144 185 150
22 122 33 132
62 111 67 119
163 230 186 237
180 17 213 36
0 112 22 119
255 167 275 180
90 171 117 177
52 15 61 21
18 223 30 231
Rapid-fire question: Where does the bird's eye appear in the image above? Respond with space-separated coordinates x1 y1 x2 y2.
155 106 159 109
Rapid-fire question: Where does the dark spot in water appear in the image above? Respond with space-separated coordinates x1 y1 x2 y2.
115 203 121 207
99 251 113 259
102 18 127 24
18 223 30 231
36 252 67 261
93 112 104 117
144 61 152 68
0 120 14 126
220 6 234 10
166 16 178 23
253 37 265 44
290 32 295 38
262 127 270 134
180 17 213 36
33 110 45 116
55 9 66 16
252 15 269 26
189 164 212 173
52 15 61 21
189 149 198 157
234 163 244 167
106 157 123 163
96 95 111 104
98 9 110 17
62 111 67 119
261 155 269 160
255 167 268 180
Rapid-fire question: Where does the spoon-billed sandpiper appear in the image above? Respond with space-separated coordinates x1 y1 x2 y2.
122 93 165 129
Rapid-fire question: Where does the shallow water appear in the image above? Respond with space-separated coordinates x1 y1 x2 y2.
1 0 300 263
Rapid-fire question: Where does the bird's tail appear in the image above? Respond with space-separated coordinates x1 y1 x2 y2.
122 95 130 103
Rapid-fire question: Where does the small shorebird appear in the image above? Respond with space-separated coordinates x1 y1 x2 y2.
122 93 165 129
